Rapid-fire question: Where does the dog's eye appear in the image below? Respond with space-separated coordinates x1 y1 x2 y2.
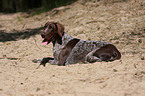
49 26 53 29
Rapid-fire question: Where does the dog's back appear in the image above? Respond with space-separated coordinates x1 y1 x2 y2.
65 40 111 65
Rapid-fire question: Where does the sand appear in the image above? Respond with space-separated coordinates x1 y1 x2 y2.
0 0 145 96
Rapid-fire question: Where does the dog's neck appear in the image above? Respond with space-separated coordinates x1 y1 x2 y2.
52 32 74 46
62 32 74 45
52 32 74 60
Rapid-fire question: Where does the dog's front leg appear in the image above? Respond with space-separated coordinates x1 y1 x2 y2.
32 57 55 67
40 57 54 66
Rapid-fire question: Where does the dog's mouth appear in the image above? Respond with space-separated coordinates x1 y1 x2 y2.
41 39 48 45
41 33 52 45
41 38 52 45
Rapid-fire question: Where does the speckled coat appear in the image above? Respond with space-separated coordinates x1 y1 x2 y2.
33 22 121 66
50 32 110 65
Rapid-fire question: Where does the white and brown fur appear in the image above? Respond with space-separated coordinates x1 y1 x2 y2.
33 22 121 66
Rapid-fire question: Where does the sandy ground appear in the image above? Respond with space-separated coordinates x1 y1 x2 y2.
0 0 145 96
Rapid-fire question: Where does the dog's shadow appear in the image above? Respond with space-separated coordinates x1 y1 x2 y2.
0 27 43 42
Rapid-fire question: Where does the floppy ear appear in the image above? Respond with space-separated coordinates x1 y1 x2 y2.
56 23 64 37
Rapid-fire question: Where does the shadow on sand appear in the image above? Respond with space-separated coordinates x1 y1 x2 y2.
0 27 43 42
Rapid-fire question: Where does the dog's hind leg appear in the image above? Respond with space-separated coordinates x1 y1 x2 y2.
86 50 102 63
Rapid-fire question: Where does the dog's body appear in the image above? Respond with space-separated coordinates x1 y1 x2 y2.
33 22 121 66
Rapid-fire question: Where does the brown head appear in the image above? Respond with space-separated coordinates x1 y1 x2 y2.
41 22 64 45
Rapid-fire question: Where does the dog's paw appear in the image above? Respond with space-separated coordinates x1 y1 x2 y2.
32 59 42 63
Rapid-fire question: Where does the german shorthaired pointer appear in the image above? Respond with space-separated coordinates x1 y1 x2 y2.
33 22 121 66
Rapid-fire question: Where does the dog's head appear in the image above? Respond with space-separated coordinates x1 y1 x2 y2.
41 22 64 45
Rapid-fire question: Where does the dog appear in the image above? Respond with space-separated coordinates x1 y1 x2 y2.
33 22 121 66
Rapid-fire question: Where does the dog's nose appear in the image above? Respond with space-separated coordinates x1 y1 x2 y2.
41 33 45 38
